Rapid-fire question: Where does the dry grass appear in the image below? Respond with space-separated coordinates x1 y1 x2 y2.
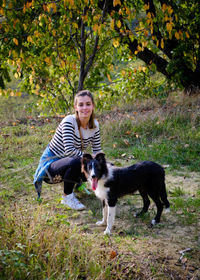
0 92 200 279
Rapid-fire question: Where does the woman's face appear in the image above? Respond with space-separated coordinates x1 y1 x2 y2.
74 95 94 121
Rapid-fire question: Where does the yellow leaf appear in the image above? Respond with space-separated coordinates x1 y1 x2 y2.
121 70 126 76
168 6 173 14
52 3 57 13
82 15 88 22
162 4 168 12
113 38 119 48
179 30 183 40
73 22 78 29
93 24 98 33
166 22 173 33
175 31 180 39
125 7 131 16
14 73 19 79
142 67 146 72
138 66 142 72
113 0 121 7
13 38 18 45
107 73 112 82
44 57 51 64
110 19 115 30
161 38 164 49
117 20 121 28
147 12 151 19
52 29 56 37
142 41 148 47
43 4 47 11
23 4 26 13
27 36 33 43
60 60 65 68
144 4 149 10
0 8 4 15
60 76 65 83
185 31 190 38
47 3 51 12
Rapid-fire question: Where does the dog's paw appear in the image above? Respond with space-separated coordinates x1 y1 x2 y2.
104 228 111 235
96 220 106 226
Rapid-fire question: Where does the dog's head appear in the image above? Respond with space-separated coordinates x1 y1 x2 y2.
82 152 108 190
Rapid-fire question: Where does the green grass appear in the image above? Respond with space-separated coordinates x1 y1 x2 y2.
0 93 200 279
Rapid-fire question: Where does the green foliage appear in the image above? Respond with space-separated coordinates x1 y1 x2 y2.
0 0 200 112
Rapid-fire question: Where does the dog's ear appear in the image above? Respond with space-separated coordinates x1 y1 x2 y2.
82 153 93 163
95 152 106 162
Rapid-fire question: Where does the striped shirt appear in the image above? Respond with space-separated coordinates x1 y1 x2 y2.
49 114 101 157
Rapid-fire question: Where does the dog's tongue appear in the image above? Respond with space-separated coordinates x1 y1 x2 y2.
92 178 98 190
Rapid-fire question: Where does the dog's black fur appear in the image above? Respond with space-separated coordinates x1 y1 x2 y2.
82 153 170 235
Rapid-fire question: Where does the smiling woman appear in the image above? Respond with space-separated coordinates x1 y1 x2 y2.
33 90 102 210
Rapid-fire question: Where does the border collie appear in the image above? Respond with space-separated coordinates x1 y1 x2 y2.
82 153 170 235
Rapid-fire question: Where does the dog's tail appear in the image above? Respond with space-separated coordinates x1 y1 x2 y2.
160 181 170 209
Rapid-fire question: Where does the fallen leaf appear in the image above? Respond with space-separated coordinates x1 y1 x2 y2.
110 250 117 259
123 139 130 146
181 257 187 264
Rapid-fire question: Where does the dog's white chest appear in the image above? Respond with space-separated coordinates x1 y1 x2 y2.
94 180 108 201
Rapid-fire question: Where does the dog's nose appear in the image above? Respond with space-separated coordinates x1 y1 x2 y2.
91 174 96 179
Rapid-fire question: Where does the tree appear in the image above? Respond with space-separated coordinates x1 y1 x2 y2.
0 0 199 106
104 0 200 92
0 0 115 112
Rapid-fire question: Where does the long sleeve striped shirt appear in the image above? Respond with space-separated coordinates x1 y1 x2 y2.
49 114 101 157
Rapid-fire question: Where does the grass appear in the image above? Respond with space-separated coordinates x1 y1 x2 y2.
0 93 200 279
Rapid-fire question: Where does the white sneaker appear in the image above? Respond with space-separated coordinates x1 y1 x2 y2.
61 193 86 210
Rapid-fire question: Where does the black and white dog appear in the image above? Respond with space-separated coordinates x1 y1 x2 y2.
82 153 170 235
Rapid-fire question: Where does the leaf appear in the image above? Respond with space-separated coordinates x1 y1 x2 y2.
110 250 117 259
44 57 51 65
93 24 98 33
166 22 173 33
110 19 115 30
113 0 121 7
144 4 149 11
161 38 164 49
175 32 180 40
117 20 121 28
13 38 18 45
113 38 119 48
168 6 173 15
123 139 130 146
73 22 78 29
107 74 112 82
27 36 33 43
185 31 190 38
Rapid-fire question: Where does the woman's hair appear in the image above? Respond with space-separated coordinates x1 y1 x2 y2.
74 90 96 129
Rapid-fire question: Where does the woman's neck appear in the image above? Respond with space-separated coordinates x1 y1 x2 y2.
79 118 89 129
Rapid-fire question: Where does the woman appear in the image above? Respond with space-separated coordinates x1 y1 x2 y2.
34 90 102 210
